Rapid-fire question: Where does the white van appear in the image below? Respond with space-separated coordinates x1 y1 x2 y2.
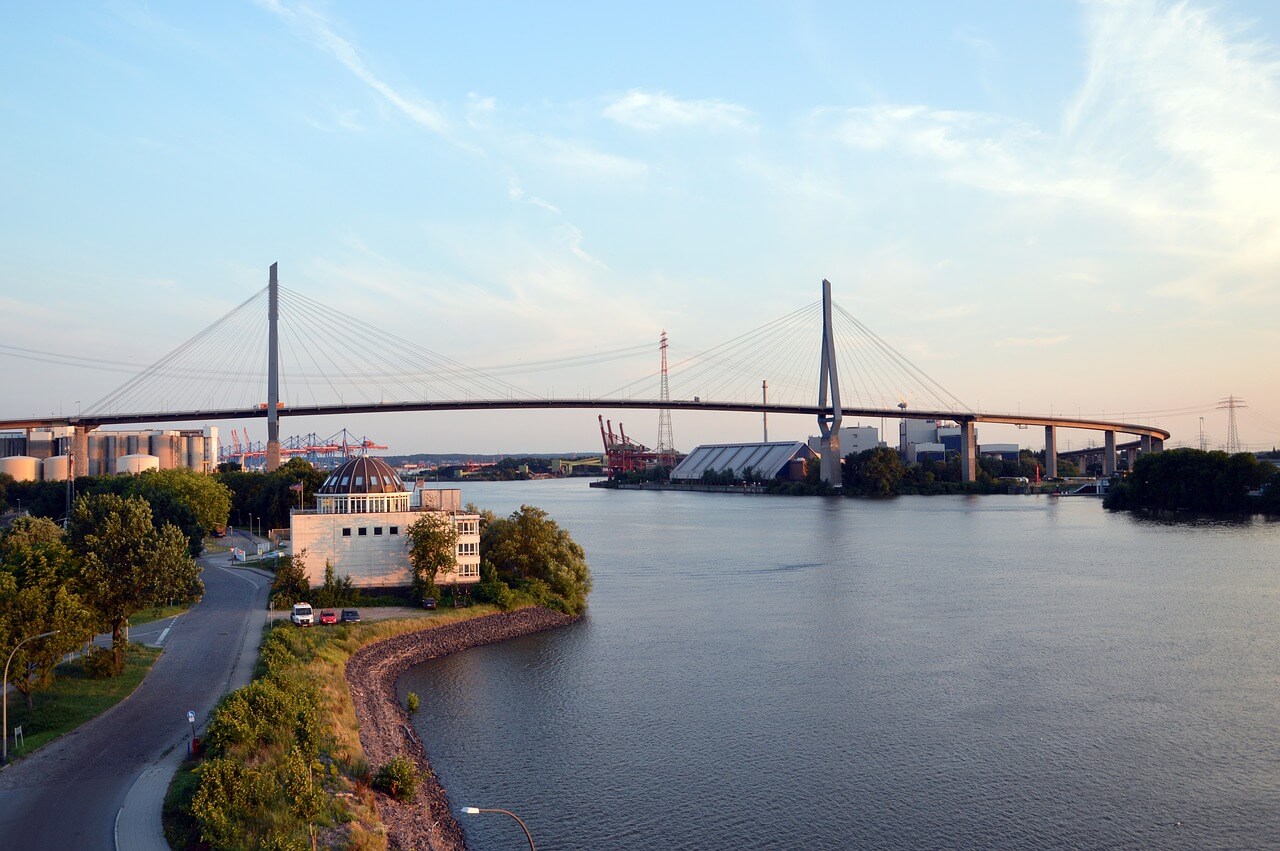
291 602 314 627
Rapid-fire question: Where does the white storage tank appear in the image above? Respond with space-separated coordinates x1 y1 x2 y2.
41 455 71 482
117 454 160 475
0 456 41 482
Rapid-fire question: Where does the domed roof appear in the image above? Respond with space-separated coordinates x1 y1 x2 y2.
317 456 406 495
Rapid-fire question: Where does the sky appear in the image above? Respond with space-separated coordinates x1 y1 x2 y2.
3 0 1280 455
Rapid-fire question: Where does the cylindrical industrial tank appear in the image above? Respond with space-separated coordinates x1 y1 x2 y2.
27 433 52 460
126 434 140 455
103 435 119 475
149 433 177 469
42 455 71 482
88 434 107 477
0 456 41 482
117 454 160 475
187 435 205 471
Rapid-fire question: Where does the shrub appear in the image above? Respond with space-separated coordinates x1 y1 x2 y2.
83 646 122 679
372 756 419 802
406 692 420 713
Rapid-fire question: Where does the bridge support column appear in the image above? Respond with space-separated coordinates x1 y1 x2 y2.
1103 430 1116 476
959 420 976 482
1125 447 1137 470
1151 437 1163 452
816 279 843 488
1044 426 1057 479
265 262 281 472
72 425 89 478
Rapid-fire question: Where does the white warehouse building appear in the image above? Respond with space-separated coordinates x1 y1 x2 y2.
290 456 480 590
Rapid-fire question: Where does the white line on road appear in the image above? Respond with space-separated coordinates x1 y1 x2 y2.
155 624 173 645
214 564 267 588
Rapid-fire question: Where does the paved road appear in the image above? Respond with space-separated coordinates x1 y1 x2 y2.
0 553 270 850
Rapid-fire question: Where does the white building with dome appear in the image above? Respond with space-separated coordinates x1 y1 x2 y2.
289 455 481 590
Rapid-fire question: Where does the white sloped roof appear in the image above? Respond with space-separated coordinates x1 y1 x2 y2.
669 441 812 481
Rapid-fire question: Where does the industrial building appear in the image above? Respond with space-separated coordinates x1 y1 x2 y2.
669 441 816 483
0 426 218 481
289 455 480 590
807 425 882 457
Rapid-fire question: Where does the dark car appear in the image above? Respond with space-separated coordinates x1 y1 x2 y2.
319 609 338 625
422 597 437 610
340 609 361 623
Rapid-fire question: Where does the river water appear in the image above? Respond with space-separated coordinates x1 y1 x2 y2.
399 480 1280 850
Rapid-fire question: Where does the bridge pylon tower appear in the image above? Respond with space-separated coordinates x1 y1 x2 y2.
265 262 281 472
816 279 842 487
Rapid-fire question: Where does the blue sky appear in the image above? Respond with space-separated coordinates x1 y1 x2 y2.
3 0 1279 454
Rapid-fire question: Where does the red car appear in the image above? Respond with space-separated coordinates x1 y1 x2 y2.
318 610 338 625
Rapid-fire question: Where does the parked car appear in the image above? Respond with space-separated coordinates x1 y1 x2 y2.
290 602 314 627
340 609 361 623
422 597 437 610
319 609 338 625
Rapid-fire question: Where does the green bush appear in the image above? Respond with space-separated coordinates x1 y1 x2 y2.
373 756 419 802
406 692 420 713
83 646 122 679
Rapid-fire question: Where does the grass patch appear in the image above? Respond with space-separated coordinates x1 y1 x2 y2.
129 603 189 628
3 644 162 759
166 607 499 850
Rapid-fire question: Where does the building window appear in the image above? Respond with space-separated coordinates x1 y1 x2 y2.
355 476 363 486
374 527 383 535
389 526 399 535
342 528 351 537
358 527 367 536
340 476 349 486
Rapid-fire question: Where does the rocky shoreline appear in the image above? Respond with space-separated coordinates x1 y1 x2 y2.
345 607 580 850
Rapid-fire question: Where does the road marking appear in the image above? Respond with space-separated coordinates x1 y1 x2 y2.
156 624 173 646
214 564 266 587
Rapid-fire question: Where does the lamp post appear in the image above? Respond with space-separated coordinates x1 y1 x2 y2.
3 630 58 762
187 709 197 756
461 807 535 850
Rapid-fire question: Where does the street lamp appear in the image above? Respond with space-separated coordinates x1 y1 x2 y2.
3 630 58 762
461 807 536 850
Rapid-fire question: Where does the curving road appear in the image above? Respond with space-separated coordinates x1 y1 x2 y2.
0 549 270 850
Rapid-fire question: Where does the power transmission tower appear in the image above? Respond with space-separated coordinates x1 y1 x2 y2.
1198 416 1207 452
1217 395 1246 453
655 330 676 467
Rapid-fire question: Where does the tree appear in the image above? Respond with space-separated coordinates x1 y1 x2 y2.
0 517 96 707
844 447 904 496
481 505 592 615
270 550 311 608
406 513 457 601
70 493 203 672
132 468 232 536
1105 449 1272 513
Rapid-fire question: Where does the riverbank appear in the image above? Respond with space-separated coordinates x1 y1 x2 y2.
346 607 579 851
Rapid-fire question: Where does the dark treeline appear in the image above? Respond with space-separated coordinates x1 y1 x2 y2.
1104 449 1280 514
842 447 1078 496
1 467 230 555
214 457 326 532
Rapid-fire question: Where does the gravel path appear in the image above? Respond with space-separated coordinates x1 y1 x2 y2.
345 608 578 851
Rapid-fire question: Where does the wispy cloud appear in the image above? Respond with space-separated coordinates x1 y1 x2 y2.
256 0 461 145
995 334 1070 348
603 89 755 132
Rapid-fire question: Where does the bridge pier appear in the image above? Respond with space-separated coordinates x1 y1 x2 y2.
1103 430 1116 476
816 279 843 488
1044 426 1057 479
959 420 976 482
1125 447 1137 470
73 425 89 478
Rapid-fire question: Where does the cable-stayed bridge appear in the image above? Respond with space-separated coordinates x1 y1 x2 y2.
0 264 1169 483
